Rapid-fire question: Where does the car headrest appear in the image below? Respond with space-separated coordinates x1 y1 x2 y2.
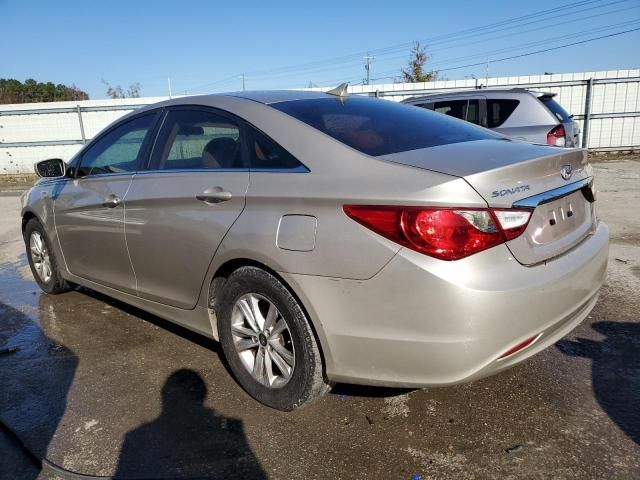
202 137 238 169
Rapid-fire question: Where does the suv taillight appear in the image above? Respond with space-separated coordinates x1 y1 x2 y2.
343 206 532 261
546 124 566 147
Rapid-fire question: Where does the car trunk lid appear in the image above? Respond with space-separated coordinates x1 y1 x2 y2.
379 139 596 264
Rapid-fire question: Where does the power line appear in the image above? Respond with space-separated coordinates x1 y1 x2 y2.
266 0 635 81
246 0 630 77
439 27 640 73
359 2 639 70
369 18 639 80
375 0 625 54
259 17 640 87
179 74 240 95
224 4 639 87
245 0 609 77
370 26 640 81
179 0 619 92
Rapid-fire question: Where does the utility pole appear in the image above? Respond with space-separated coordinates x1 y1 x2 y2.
241 73 246 91
485 58 489 86
167 77 172 99
364 53 375 85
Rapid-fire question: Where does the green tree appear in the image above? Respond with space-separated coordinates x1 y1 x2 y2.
0 78 89 104
400 41 437 83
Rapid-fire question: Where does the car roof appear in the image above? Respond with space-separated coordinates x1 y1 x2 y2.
130 90 338 119
403 88 556 102
133 90 341 116
226 90 332 104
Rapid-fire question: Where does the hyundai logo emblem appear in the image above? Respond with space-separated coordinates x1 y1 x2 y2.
560 164 573 181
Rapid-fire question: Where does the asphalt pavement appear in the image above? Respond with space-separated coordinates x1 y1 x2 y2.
1 159 639 480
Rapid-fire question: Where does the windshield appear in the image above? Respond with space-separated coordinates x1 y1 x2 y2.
272 96 497 156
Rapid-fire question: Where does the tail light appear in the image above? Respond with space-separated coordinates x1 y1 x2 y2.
546 124 566 147
343 205 532 261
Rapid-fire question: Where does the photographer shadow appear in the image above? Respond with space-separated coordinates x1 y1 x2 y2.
114 369 267 480
557 321 640 446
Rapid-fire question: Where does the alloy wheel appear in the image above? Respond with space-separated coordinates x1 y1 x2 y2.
231 293 295 388
30 231 52 284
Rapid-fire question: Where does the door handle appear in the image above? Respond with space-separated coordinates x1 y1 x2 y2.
102 194 122 208
196 187 233 204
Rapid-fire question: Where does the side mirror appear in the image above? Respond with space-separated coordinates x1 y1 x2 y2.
34 158 67 179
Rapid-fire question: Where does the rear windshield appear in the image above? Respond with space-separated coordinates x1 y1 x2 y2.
272 96 496 156
541 97 572 122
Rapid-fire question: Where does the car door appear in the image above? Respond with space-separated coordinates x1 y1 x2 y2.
124 107 250 309
54 112 159 293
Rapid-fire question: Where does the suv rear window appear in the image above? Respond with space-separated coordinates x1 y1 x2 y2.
486 99 519 128
540 97 571 122
272 96 495 156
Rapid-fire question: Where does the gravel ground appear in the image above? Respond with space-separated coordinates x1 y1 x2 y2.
0 159 638 480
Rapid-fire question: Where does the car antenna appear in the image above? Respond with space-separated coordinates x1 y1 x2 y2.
326 82 350 97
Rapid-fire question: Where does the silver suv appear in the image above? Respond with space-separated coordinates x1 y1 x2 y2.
402 88 580 148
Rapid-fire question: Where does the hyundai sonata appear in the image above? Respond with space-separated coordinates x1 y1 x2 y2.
22 89 608 410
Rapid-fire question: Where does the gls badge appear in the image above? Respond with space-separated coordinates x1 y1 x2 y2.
561 164 573 181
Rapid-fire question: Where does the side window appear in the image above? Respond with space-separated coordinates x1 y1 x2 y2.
151 109 243 170
433 99 480 125
246 126 303 170
487 99 520 128
78 114 155 177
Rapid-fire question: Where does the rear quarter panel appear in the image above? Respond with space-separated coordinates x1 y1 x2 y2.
211 101 488 280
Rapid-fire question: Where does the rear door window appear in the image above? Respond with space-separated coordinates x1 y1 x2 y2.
433 99 480 125
272 96 494 157
486 99 520 128
540 97 572 122
150 109 244 170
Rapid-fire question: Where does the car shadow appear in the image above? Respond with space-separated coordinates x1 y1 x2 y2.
78 287 418 403
114 369 267 479
78 287 422 405
76 286 222 352
556 321 640 446
331 383 416 398
0 299 78 479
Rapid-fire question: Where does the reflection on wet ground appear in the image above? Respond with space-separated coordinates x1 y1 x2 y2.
1 177 640 479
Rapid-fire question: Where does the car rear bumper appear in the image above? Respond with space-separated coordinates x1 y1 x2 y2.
281 221 609 387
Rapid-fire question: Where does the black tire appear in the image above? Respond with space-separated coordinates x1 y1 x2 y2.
24 218 72 294
217 266 331 410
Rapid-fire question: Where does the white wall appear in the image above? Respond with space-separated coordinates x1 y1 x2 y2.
1 69 638 175
0 97 169 175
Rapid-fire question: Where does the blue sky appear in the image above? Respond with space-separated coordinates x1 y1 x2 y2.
2 0 639 99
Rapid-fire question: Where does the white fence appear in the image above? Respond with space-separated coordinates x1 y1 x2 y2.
1 69 638 176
